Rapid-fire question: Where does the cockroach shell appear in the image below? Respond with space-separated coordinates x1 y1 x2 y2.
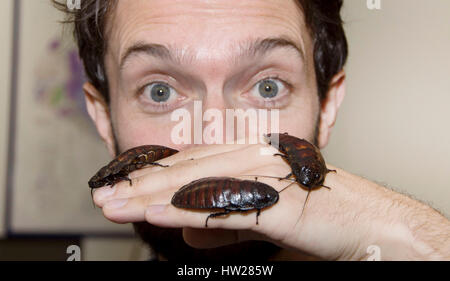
107 145 177 175
89 165 113 184
88 145 178 189
265 133 313 154
265 133 329 189
264 133 334 221
266 133 326 166
171 177 279 210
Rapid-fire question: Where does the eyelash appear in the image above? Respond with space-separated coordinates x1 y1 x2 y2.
245 75 293 108
258 74 292 92
136 80 184 113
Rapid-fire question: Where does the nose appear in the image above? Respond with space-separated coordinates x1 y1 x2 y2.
195 93 234 145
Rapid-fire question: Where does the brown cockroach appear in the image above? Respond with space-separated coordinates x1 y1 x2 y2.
88 145 179 189
265 133 335 188
171 177 279 227
261 133 336 221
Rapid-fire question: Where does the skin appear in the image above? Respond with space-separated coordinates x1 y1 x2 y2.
84 0 450 260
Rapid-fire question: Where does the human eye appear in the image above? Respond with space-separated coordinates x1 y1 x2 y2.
138 81 186 113
243 76 292 109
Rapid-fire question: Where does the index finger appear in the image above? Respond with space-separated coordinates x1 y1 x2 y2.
127 143 254 179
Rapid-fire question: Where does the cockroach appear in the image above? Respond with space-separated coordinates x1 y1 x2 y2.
262 133 336 221
88 145 179 190
265 133 335 188
171 177 279 227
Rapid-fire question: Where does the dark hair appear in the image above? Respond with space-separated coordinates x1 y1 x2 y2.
53 0 347 103
297 0 348 101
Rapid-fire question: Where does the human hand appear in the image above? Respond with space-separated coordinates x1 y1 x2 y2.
92 143 397 260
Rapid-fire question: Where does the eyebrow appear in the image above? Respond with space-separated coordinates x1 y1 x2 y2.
119 36 305 70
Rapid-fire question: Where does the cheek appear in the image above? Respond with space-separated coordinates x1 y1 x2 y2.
279 95 319 141
118 118 173 149
111 101 199 151
110 107 319 151
110 99 176 150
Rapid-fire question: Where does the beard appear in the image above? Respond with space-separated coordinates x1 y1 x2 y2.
133 222 280 261
111 136 280 261
110 118 320 261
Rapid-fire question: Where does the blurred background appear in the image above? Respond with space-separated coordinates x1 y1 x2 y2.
0 0 449 260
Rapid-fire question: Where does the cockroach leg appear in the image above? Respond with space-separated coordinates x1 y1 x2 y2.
114 176 132 186
239 174 295 182
274 153 288 160
205 209 232 227
278 181 297 193
295 188 312 227
280 172 293 181
149 162 169 168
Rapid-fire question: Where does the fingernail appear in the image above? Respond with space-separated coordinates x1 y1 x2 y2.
105 198 128 209
146 204 166 215
95 186 116 199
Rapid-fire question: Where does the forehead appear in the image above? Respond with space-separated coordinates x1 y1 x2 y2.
106 0 309 64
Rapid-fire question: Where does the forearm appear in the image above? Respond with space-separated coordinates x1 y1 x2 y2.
328 166 450 260
368 189 450 260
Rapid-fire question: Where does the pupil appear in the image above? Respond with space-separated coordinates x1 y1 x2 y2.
151 84 170 102
258 80 278 98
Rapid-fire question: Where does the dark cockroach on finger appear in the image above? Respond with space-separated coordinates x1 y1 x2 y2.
245 133 336 223
171 177 279 227
264 133 335 188
88 145 179 200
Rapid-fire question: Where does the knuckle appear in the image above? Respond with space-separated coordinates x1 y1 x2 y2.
142 195 153 207
115 181 133 196
131 176 141 188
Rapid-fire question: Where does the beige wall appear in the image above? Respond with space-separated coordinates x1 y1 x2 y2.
11 0 131 234
0 0 13 238
0 0 140 260
324 0 450 216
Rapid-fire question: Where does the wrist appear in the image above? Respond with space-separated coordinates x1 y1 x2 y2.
322 166 441 260
342 175 448 260
363 213 446 260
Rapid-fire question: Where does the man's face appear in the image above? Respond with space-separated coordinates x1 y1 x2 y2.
104 0 319 153
87 0 343 260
